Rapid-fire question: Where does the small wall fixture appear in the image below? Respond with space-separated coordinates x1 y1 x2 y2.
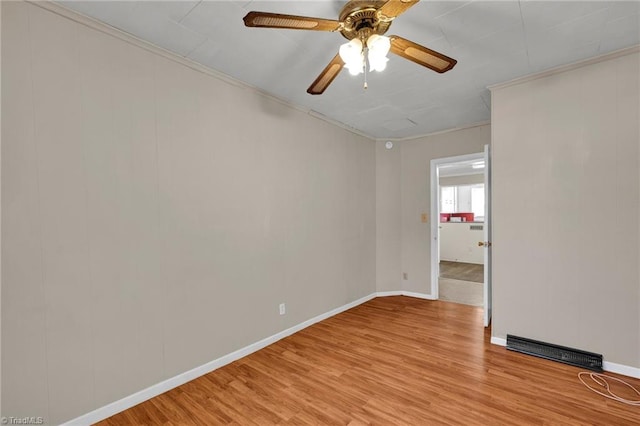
385 141 393 149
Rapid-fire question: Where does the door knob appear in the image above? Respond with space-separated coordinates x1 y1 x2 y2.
478 241 492 247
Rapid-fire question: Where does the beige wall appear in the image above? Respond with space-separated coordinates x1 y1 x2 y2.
400 125 490 294
7 2 638 425
1 2 375 424
0 0 3 417
491 51 640 367
376 141 402 292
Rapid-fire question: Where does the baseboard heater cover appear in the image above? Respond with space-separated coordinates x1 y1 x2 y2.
506 334 603 372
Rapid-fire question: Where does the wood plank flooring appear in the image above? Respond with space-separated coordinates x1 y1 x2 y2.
97 297 640 425
440 260 484 283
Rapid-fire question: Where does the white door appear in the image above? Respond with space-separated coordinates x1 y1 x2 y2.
482 144 492 327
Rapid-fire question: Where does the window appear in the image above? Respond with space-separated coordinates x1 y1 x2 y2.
441 184 485 221
471 186 485 221
441 186 457 213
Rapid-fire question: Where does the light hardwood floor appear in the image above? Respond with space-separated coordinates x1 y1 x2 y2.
97 297 640 425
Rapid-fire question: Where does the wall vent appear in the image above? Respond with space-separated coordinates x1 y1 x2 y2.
506 334 603 371
470 225 483 231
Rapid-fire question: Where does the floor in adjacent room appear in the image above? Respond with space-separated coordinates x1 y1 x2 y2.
439 260 484 282
439 260 484 306
97 297 640 425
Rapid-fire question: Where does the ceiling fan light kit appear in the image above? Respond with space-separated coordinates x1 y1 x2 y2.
366 34 391 72
338 34 389 76
339 38 365 75
243 0 457 95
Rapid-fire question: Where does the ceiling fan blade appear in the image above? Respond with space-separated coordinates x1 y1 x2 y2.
378 0 420 20
243 11 342 31
389 35 457 73
307 54 345 95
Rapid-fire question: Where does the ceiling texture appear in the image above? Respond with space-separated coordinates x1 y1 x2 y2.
58 1 640 139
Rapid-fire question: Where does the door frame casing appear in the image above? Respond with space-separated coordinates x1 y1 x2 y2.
429 152 485 301
482 144 492 327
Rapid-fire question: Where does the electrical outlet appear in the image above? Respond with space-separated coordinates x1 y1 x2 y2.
403 272 408 280
279 303 286 315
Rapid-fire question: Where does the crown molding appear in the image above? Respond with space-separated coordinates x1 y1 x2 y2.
24 2 640 142
489 45 640 91
377 120 491 143
28 0 376 141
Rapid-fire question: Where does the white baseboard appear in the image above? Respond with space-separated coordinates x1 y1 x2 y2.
490 336 639 379
376 291 403 297
401 291 436 300
603 361 640 379
62 292 378 426
376 290 436 300
69 293 640 425
64 290 438 424
490 336 507 346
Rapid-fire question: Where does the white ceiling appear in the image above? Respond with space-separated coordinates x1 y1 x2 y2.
59 1 640 139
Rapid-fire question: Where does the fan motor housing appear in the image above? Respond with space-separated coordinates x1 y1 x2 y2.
339 0 392 40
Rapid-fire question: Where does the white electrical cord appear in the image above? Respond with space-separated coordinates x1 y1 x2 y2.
578 372 640 406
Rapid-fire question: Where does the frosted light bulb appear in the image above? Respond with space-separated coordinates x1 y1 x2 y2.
366 35 390 72
366 35 390 56
339 38 363 66
346 63 363 75
368 54 388 72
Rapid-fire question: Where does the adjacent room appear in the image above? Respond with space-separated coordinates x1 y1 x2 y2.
2 1 639 424
437 157 486 307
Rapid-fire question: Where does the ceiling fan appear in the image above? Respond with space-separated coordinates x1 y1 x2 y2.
243 0 457 95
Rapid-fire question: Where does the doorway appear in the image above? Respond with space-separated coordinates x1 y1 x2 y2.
430 146 492 326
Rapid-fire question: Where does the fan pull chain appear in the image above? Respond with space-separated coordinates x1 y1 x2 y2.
363 47 368 90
